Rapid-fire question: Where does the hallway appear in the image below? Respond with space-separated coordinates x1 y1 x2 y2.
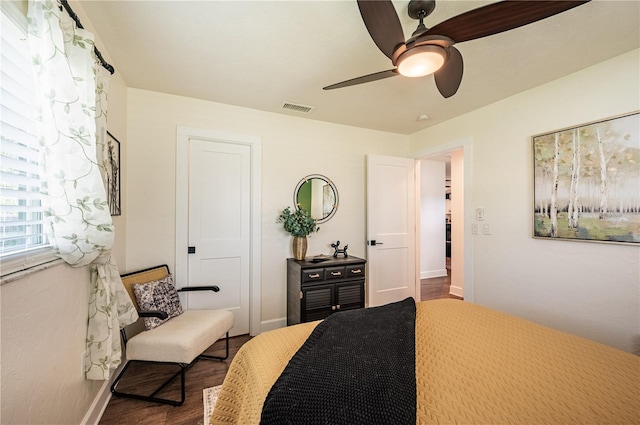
421 258 462 301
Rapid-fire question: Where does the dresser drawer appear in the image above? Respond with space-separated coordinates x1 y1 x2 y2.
325 266 346 280
346 264 365 278
302 268 324 283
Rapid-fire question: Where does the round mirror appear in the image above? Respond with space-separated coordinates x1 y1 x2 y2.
294 174 338 223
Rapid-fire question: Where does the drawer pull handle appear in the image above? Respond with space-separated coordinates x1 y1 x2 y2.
331 271 342 276
351 269 362 274
308 273 320 278
331 305 336 311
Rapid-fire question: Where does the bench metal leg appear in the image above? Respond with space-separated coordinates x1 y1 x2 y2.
110 333 230 406
199 332 230 361
111 360 187 406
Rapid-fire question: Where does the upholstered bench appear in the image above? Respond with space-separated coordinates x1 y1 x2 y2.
111 264 234 405
126 309 233 364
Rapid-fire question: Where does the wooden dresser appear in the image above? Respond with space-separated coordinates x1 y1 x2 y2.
287 256 366 325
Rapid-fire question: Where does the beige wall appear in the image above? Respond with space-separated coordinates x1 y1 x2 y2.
0 1 129 424
107 59 128 269
125 89 408 325
2 2 637 422
409 49 640 353
448 148 465 297
419 160 446 279
1 265 102 425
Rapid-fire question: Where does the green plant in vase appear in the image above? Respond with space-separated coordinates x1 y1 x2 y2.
278 206 319 260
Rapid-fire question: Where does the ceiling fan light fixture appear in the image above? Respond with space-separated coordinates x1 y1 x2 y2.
397 45 445 78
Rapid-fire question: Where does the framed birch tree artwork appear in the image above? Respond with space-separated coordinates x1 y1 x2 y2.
104 131 121 216
533 111 639 244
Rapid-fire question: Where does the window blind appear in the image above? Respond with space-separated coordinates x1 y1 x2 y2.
0 6 51 271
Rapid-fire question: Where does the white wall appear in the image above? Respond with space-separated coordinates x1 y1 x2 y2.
409 50 640 353
0 2 129 424
125 89 408 325
420 160 446 279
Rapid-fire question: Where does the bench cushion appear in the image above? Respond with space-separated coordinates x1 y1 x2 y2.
126 309 234 364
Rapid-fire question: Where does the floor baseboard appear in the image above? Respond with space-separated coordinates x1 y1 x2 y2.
81 362 125 425
421 269 448 279
449 285 463 298
80 379 112 425
260 317 286 333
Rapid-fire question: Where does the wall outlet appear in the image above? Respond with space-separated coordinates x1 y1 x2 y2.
476 207 484 221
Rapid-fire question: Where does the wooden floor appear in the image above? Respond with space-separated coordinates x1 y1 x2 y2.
420 258 462 301
100 262 459 425
99 334 251 425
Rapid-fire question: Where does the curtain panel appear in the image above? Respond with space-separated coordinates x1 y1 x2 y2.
27 0 137 380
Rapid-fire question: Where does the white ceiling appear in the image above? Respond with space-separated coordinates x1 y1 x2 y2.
80 0 639 135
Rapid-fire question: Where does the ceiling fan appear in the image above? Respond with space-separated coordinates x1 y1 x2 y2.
323 0 590 98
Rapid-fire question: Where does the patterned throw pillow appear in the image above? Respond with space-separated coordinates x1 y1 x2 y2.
132 274 184 330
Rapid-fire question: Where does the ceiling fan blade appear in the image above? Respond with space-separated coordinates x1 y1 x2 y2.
357 0 405 59
434 46 463 98
420 0 590 44
323 69 399 90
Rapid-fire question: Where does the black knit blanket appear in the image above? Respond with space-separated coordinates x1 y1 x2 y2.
260 297 416 425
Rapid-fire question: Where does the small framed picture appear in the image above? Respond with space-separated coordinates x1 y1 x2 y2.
105 131 121 216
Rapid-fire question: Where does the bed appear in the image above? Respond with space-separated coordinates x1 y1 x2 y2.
210 299 639 424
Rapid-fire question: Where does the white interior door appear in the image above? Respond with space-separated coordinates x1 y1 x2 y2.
366 154 417 307
187 139 250 335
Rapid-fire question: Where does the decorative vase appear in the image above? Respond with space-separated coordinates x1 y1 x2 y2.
292 236 307 260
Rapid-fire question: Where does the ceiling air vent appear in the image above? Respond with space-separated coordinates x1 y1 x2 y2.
281 102 314 114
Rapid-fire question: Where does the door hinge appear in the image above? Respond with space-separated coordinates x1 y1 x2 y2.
188 246 196 254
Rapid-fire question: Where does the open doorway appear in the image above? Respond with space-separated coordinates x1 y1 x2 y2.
418 149 464 301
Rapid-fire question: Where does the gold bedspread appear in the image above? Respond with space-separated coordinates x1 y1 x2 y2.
211 299 639 424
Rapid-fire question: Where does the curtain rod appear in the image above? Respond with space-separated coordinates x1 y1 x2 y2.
59 0 115 75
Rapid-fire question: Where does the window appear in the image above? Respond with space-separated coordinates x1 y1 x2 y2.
1 4 54 276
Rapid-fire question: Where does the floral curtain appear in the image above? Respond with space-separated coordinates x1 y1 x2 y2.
27 0 138 380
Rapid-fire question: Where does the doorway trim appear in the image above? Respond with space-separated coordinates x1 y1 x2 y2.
411 137 474 302
176 126 262 336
